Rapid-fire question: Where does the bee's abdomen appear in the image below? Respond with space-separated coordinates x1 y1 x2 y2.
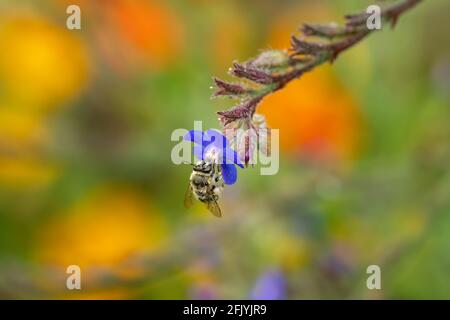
193 188 217 202
190 166 223 204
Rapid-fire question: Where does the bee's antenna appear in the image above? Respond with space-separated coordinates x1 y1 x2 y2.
183 161 194 166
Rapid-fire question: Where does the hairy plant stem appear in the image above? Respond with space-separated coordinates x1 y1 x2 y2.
214 0 423 128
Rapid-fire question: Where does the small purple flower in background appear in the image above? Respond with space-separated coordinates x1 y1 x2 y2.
249 269 287 300
189 283 218 300
184 129 243 185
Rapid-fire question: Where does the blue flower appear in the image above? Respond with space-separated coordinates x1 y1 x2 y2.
184 129 243 185
249 269 287 300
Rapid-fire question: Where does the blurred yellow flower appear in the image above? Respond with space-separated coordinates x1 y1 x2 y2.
275 235 310 272
35 185 166 270
0 156 58 188
0 107 48 152
185 260 216 284
0 14 89 110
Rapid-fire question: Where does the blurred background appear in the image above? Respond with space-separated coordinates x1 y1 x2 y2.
0 0 449 299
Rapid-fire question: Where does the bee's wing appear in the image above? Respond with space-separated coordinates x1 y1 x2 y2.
206 200 222 218
184 183 194 208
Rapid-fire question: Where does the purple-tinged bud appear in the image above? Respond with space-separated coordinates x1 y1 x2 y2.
230 62 274 85
290 36 327 55
212 77 247 98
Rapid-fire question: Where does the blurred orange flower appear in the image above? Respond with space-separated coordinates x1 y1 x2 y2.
267 2 335 50
259 66 363 164
103 0 184 69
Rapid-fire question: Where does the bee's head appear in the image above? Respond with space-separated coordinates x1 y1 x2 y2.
193 160 212 173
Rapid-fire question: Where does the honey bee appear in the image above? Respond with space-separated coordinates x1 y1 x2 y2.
184 159 224 217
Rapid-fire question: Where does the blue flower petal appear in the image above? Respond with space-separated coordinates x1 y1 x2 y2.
184 130 214 147
193 145 205 160
223 147 244 168
221 164 237 185
185 129 243 173
205 130 243 167
183 130 204 145
206 129 226 149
